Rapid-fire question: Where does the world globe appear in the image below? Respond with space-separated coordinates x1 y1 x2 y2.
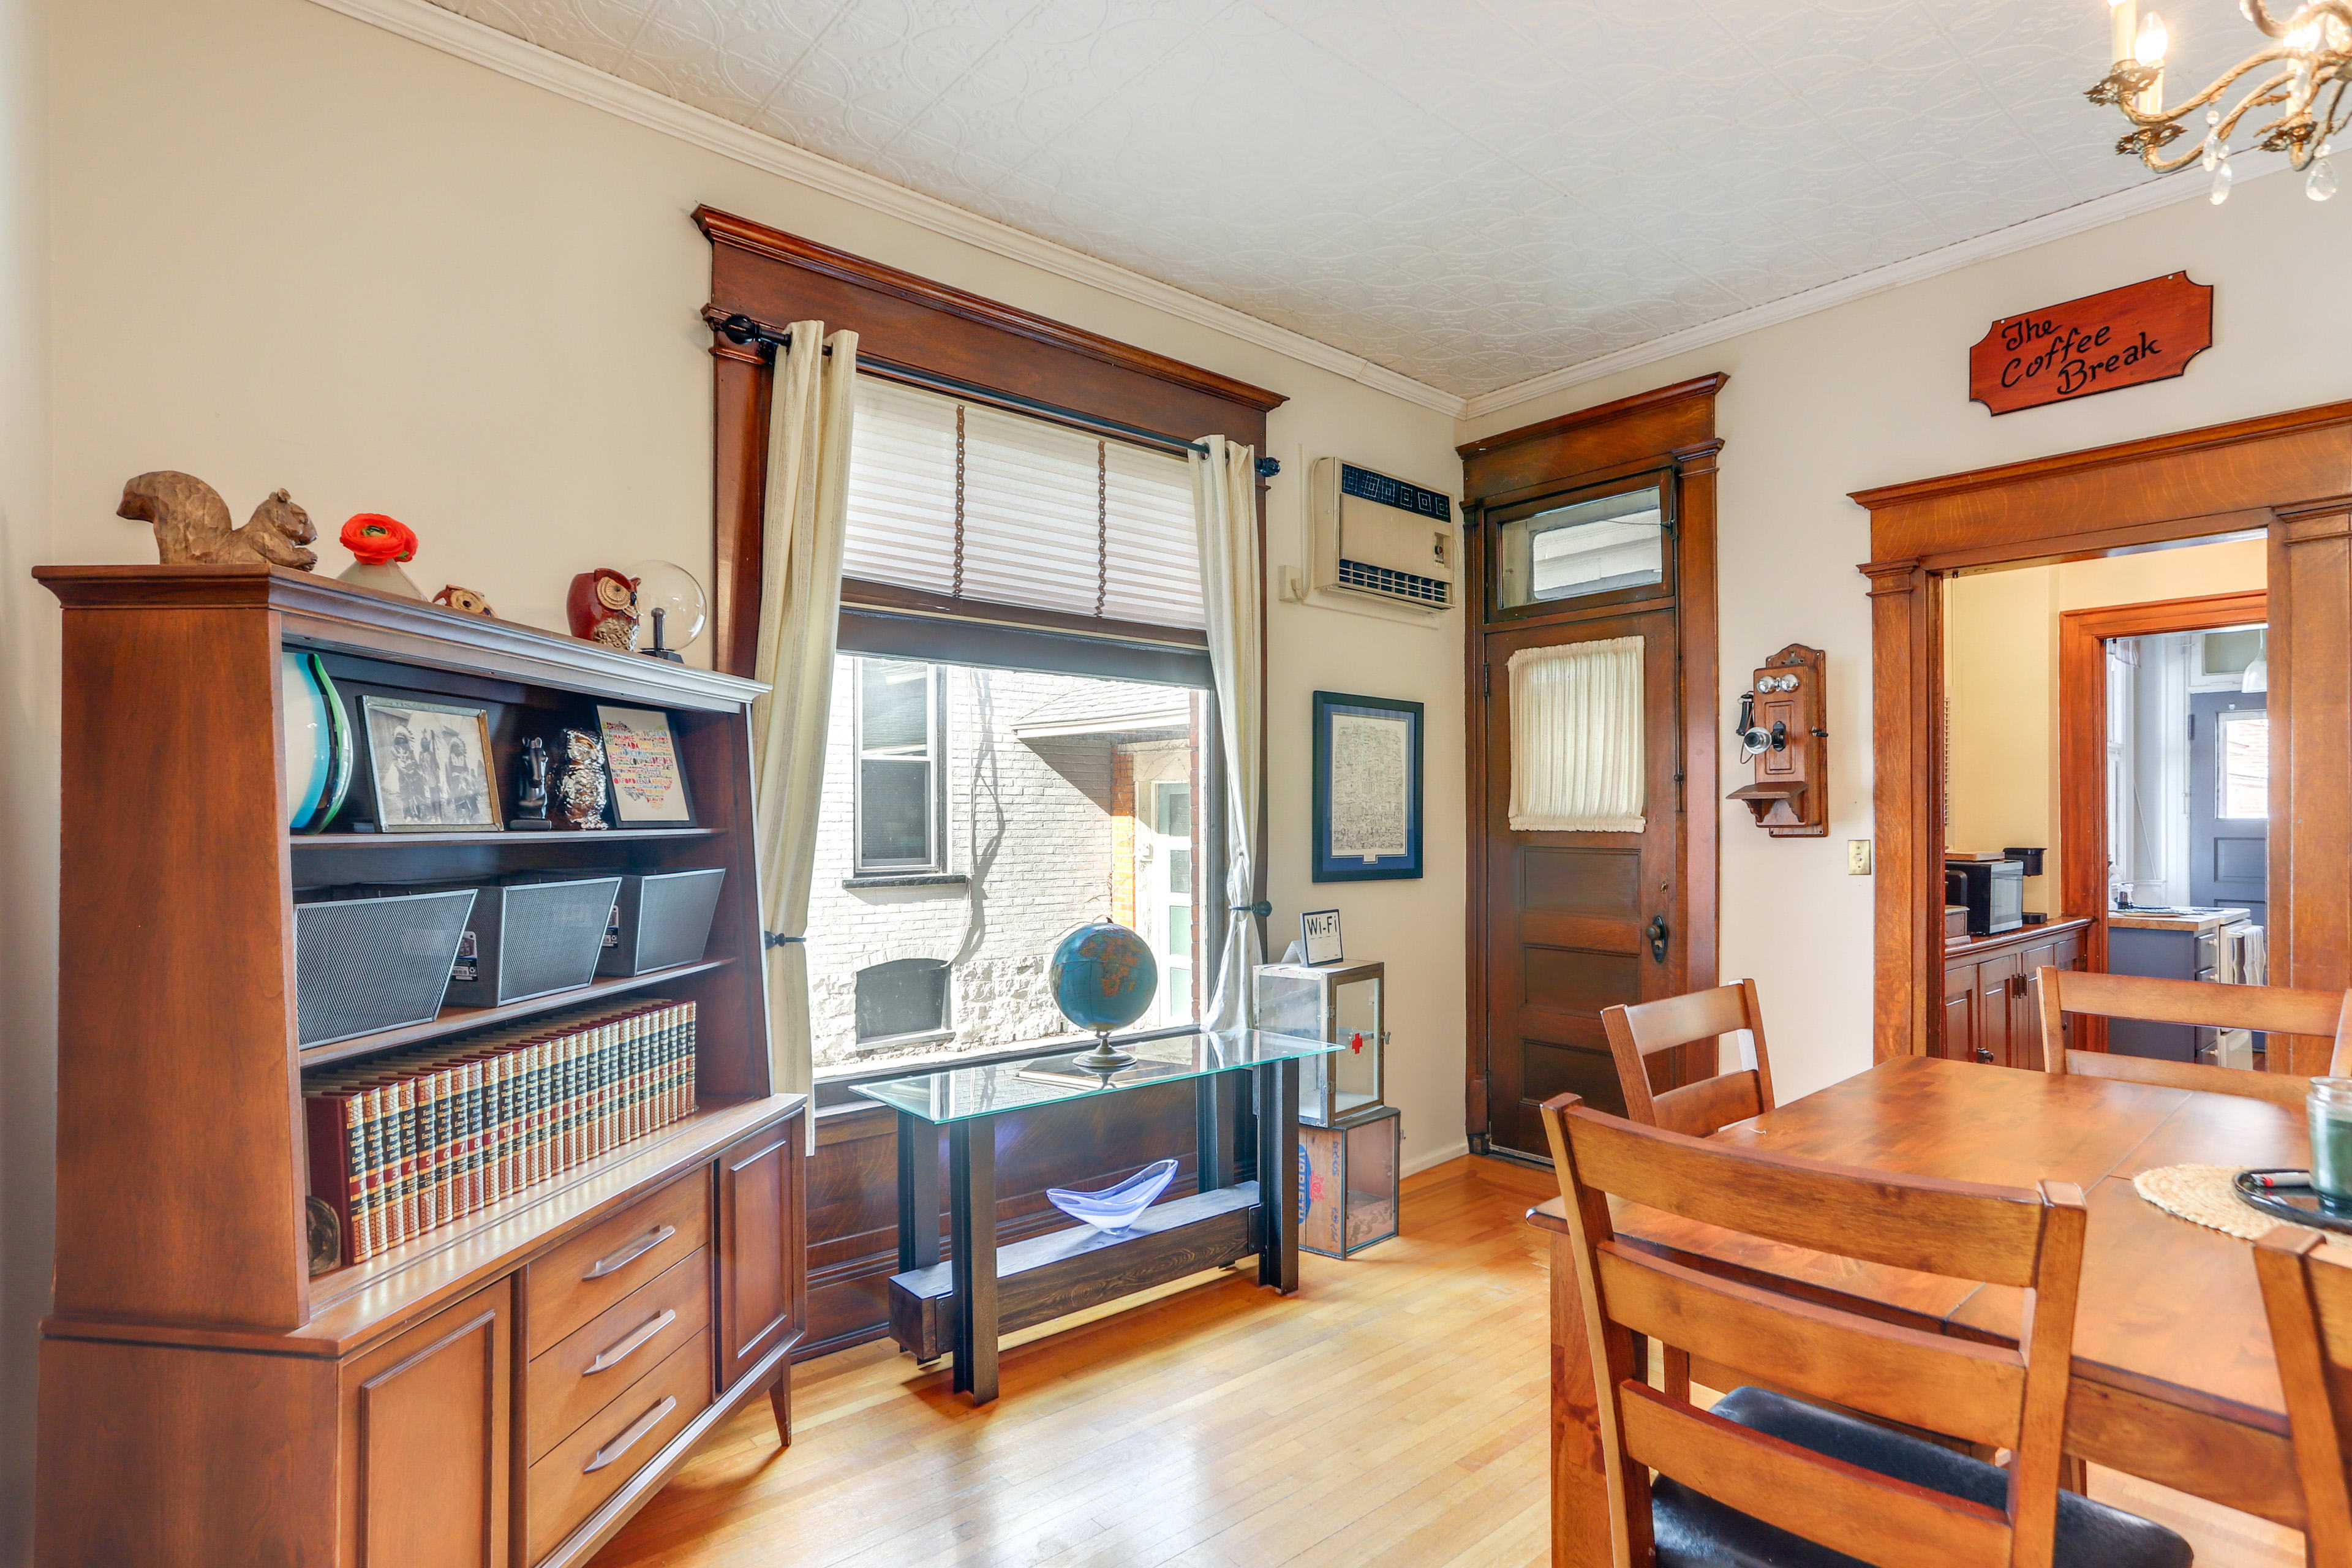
1048 920 1158 1066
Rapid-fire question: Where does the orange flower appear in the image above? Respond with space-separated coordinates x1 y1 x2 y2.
341 513 417 565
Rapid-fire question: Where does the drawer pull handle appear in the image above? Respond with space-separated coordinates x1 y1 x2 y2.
587 1308 677 1374
584 1224 676 1280
584 1395 676 1474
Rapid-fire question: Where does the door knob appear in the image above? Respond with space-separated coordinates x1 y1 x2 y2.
1646 915 1670 963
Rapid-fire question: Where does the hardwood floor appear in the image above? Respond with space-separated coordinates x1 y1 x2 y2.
590 1154 2301 1568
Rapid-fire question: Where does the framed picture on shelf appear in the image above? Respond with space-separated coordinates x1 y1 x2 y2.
597 704 695 826
359 695 501 831
1311 690 1422 882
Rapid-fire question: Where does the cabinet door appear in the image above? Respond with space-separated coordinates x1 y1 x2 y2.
716 1109 806 1392
1942 962 1978 1063
1975 955 2019 1068
339 1276 511 1568
2015 940 2060 1070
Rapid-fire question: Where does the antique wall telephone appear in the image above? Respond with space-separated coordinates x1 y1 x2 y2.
1727 644 1828 836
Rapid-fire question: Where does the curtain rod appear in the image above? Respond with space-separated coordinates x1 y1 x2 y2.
714 313 1280 477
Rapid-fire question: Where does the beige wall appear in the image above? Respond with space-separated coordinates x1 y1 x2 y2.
0 0 49 1556
1460 168 2350 1100
1944 539 2267 914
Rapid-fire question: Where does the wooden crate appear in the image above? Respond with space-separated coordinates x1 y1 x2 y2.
1297 1107 1400 1259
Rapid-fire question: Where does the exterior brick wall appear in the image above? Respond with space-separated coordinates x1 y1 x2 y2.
804 655 1193 1075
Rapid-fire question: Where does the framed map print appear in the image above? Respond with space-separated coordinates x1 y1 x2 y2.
595 704 695 826
1311 691 1422 883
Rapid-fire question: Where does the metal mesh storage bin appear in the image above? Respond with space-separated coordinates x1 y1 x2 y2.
295 888 477 1047
445 876 623 1007
598 867 726 976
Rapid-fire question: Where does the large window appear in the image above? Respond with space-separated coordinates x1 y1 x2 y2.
2217 709 2270 820
797 371 1224 1077
853 658 944 875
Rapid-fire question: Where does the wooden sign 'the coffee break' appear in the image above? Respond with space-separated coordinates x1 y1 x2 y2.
1969 272 2213 415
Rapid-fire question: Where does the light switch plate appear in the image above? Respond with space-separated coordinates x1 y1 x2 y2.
1847 839 1873 875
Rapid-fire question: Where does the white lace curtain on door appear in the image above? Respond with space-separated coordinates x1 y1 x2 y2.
1508 636 1646 833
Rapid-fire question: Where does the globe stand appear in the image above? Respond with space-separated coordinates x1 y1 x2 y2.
1071 1031 1134 1072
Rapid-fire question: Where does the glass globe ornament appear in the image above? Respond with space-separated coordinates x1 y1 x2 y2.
625 559 707 662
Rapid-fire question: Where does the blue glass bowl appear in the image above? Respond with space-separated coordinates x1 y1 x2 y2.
1047 1158 1178 1233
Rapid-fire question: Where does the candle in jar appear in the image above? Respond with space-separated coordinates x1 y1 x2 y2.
2309 1079 2352 1211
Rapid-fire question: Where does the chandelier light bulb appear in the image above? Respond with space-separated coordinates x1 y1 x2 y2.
2135 11 2169 64
2110 0 2139 63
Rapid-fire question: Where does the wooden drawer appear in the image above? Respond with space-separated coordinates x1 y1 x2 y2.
527 1329 712 1566
528 1247 710 1462
528 1174 709 1354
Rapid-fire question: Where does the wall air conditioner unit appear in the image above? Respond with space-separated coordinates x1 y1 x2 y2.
1310 458 1458 614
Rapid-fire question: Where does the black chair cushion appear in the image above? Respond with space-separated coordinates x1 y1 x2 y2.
1649 1387 2193 1568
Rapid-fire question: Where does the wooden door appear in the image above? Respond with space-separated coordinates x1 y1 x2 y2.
716 1112 805 1392
1481 606 1689 1152
339 1277 511 1568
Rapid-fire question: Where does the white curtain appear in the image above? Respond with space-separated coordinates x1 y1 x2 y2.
1191 435 1262 1031
750 322 859 1094
1509 636 1646 833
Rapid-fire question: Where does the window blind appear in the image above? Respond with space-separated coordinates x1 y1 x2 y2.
843 375 1204 632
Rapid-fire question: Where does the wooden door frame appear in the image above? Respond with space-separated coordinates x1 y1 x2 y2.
1457 375 1724 1153
1852 398 2352 1074
2056 589 2269 1053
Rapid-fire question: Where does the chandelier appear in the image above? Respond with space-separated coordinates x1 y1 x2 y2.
2089 0 2350 202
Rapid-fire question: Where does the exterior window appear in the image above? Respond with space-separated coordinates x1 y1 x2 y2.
810 658 1207 1075
2218 710 2269 820
854 658 943 873
855 958 951 1043
1494 482 1665 611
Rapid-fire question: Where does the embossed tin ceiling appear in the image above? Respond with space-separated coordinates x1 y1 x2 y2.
441 0 2178 398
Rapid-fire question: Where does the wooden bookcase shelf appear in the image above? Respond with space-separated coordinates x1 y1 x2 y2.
32 565 808 1568
293 826 721 848
296 959 736 1068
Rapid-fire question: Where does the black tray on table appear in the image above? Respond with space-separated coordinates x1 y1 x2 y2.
2233 1169 2352 1235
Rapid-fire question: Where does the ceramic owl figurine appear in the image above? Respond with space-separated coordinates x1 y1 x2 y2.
567 568 641 652
554 727 609 831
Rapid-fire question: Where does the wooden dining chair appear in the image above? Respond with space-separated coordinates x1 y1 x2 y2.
1600 978 1776 1139
2033 967 2352 1106
1539 1092 2193 1568
2252 1224 2352 1568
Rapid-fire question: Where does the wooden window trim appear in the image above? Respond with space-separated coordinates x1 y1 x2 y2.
694 206 1284 679
1850 397 2352 1072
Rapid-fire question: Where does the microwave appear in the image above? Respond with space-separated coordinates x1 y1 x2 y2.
1945 858 2024 937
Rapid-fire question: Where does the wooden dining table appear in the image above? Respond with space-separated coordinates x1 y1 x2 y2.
1528 1054 2316 1567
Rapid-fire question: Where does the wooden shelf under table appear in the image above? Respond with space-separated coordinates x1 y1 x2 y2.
297 959 734 1068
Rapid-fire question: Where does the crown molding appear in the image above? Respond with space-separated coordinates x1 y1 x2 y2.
302 0 1468 417
307 0 2283 437
1457 163 2286 424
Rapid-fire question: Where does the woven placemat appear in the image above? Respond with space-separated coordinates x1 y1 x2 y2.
2133 1163 2275 1240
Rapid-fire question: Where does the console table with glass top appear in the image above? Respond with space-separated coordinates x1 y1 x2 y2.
851 1029 1340 1404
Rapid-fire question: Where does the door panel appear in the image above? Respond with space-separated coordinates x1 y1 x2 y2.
1484 606 1686 1155
340 1278 511 1568
2190 690 2268 924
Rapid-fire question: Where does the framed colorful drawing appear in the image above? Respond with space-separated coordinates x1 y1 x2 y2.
596 704 695 826
1311 691 1422 882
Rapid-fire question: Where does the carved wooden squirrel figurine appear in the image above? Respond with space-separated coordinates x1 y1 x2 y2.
118 470 318 570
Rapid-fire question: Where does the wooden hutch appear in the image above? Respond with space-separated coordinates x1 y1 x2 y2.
31 567 805 1568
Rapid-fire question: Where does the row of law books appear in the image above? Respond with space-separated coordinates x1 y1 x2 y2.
304 998 696 1266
